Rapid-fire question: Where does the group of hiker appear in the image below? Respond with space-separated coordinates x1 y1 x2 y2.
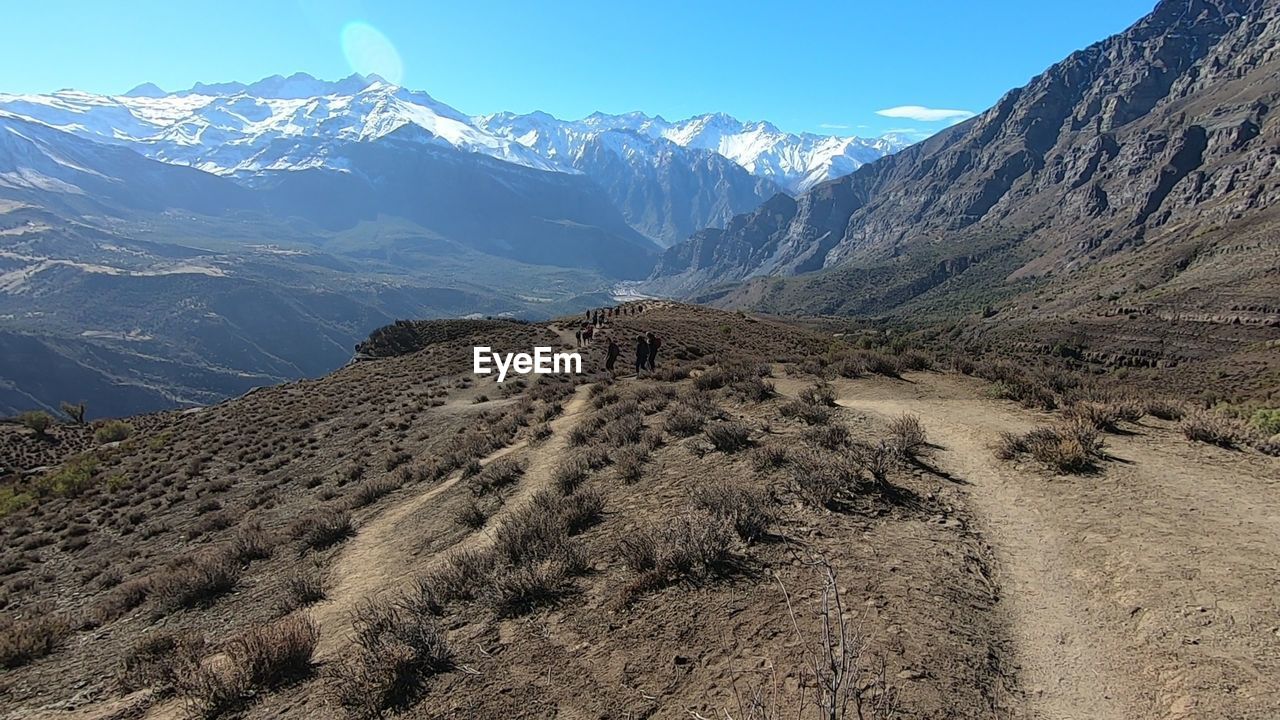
571 302 660 377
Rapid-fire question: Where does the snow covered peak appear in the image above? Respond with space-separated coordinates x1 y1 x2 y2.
0 76 560 175
481 110 912 194
0 76 913 192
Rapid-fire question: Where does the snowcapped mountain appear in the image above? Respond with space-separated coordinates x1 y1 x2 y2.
0 73 559 176
0 73 911 244
478 110 909 194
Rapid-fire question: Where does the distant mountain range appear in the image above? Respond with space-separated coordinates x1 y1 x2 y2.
0 79 907 246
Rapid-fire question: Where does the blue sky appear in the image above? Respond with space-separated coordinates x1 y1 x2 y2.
1 0 1156 137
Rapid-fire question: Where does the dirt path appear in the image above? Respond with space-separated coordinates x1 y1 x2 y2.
780 371 1280 719
308 384 592 660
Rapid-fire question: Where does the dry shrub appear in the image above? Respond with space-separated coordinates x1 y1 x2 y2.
749 442 790 471
653 364 692 382
423 549 495 603
469 457 525 496
848 441 895 489
995 420 1104 473
691 481 775 542
619 512 735 597
730 376 776 403
229 522 274 563
552 454 591 494
454 497 490 529
664 402 708 436
1181 411 1242 448
886 413 927 459
600 413 645 446
613 444 650 484
292 508 353 550
799 383 837 407
780 399 832 426
705 421 752 453
150 552 241 613
802 425 849 450
0 610 69 669
1064 398 1142 433
859 352 901 378
181 616 318 718
787 449 861 509
898 350 933 371
1144 398 1186 421
833 357 866 378
93 577 152 623
349 476 400 508
484 542 587 617
692 366 738 391
278 565 326 613
118 629 205 693
495 489 604 567
327 600 450 718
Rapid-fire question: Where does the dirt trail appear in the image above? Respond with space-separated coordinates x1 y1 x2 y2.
308 385 592 660
780 371 1280 719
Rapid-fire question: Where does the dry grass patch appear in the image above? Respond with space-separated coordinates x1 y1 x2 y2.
705 421 753 453
150 551 241 613
691 480 775 542
1181 411 1243 448
995 420 1104 473
180 616 319 718
327 600 450 719
349 476 401 508
0 610 69 669
618 512 736 597
292 508 354 551
886 413 927 459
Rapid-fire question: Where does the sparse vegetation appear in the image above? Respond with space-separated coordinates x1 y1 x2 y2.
994 420 1104 473
1181 411 1241 448
327 598 452 719
691 480 774 542
0 611 69 669
18 410 53 436
94 420 134 444
292 508 354 550
705 421 752 452
59 401 87 425
619 511 736 597
149 551 242 613
886 413 927 459
181 616 319 718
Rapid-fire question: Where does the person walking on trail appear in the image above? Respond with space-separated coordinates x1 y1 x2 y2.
605 337 620 376
634 335 649 375
575 328 582 347
645 332 661 370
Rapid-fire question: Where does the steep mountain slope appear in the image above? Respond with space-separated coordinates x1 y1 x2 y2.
648 0 1280 359
480 110 908 195
565 130 781 246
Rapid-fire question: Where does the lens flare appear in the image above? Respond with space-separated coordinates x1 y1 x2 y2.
340 21 404 85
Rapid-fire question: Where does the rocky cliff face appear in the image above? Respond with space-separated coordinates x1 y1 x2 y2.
648 0 1280 328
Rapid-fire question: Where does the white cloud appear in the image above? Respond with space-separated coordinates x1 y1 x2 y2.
819 123 852 129
875 105 976 123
